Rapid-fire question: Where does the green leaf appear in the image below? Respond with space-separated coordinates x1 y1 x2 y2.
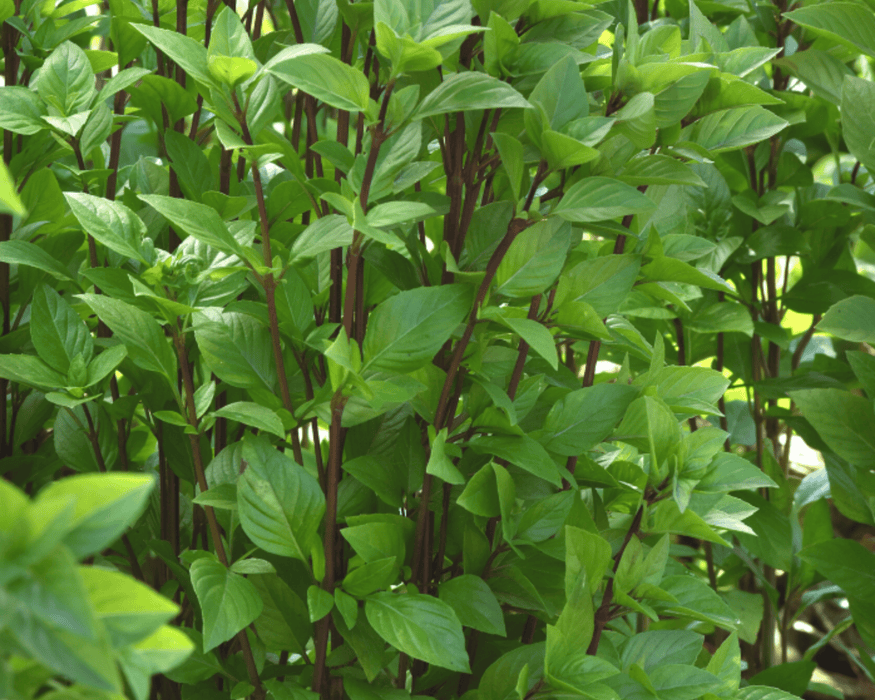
619 155 707 187
0 353 66 390
307 585 334 622
792 388 875 469
4 596 122 691
467 434 562 486
841 77 875 175
193 309 277 392
35 41 95 116
139 194 243 257
495 218 572 298
0 86 47 135
132 24 217 88
799 539 875 600
342 516 411 563
415 72 530 119
641 257 733 292
365 592 470 672
343 557 400 598
128 74 198 128
164 129 214 201
290 214 354 263
697 453 778 493
492 133 524 203
688 301 754 336
193 483 238 510
817 295 875 343
237 435 325 564
5 547 96 639
749 660 816 697
650 665 722 700
479 644 546 700
213 402 285 439
367 200 436 228
553 177 655 222
65 192 150 264
99 67 153 100
681 106 788 153
268 52 369 111
516 491 575 543
439 574 506 636
335 588 358 630
363 285 472 373
209 56 258 87
35 473 154 558
558 254 642 317
0 160 25 216
30 284 93 374
79 101 112 158
457 463 501 517
657 575 739 631
774 50 852 105
250 574 310 654
209 6 256 60
343 455 407 507
0 240 75 281
77 294 177 385
496 314 557 369
426 428 466 485
540 384 638 457
85 345 128 387
734 686 812 700
190 556 263 652
80 567 179 648
784 3 875 59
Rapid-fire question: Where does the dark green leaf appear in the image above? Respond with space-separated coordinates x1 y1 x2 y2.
363 285 472 373
237 435 325 564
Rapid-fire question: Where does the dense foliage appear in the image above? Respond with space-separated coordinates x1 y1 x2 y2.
3 0 875 699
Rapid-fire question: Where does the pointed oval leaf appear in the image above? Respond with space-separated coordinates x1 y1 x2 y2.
66 192 149 264
190 556 263 652
268 52 369 111
554 177 655 222
365 592 470 672
237 435 326 563
31 284 93 373
363 284 472 373
415 72 530 119
77 294 177 385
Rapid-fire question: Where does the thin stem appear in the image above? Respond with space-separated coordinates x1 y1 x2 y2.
587 505 645 655
174 327 265 699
